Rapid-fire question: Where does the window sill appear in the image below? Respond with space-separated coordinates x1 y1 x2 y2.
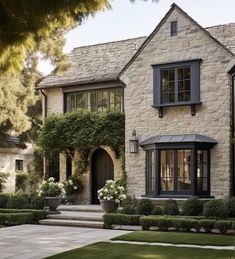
152 102 202 118
141 194 214 200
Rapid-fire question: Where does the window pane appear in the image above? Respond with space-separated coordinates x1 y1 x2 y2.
160 150 174 191
66 93 76 112
177 150 191 191
76 92 87 109
197 150 208 192
185 67 191 79
161 69 175 104
146 151 155 195
110 89 122 112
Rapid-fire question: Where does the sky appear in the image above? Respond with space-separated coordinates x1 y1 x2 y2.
38 0 235 75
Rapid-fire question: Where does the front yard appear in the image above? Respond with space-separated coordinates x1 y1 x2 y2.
45 242 234 259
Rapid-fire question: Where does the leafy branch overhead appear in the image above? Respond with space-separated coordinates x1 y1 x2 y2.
39 111 125 156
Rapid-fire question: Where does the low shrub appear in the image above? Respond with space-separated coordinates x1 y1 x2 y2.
6 194 30 209
203 200 228 219
136 199 154 215
0 193 10 208
182 197 204 216
103 213 141 229
29 195 45 209
226 197 235 218
163 199 179 215
198 219 216 233
121 196 138 215
15 172 29 192
0 172 9 192
0 212 33 226
0 209 47 223
152 206 163 215
215 220 232 234
174 218 199 232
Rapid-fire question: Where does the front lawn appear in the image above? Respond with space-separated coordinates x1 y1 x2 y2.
45 242 234 259
113 231 235 246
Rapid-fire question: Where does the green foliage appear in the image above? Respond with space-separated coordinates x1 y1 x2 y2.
198 219 216 233
37 177 66 198
15 172 29 192
136 199 155 215
203 200 228 219
214 220 232 234
152 206 163 215
0 209 47 225
64 175 84 195
103 213 141 229
182 197 204 216
226 197 235 217
121 196 138 215
0 172 9 192
39 111 125 155
163 199 179 215
0 193 10 208
6 194 30 209
29 195 45 209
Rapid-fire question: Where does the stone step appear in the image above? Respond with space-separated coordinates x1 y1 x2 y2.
58 205 103 213
39 219 104 229
48 211 104 222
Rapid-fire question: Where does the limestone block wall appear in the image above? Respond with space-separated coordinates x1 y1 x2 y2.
44 88 64 115
121 9 233 198
0 147 34 193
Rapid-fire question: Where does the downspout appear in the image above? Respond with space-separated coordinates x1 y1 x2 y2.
40 90 47 118
40 89 48 179
231 72 235 196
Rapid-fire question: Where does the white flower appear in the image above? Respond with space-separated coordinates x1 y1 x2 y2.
69 180 73 185
74 186 77 190
58 183 64 188
48 177 54 182
104 188 108 193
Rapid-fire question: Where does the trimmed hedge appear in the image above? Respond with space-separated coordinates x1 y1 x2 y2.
0 194 45 209
0 213 33 226
103 213 141 229
182 197 204 216
136 199 155 215
0 209 47 223
140 216 234 234
203 200 228 219
163 199 179 215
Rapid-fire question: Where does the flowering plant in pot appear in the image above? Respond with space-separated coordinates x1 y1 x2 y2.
37 177 66 214
97 180 126 213
64 175 84 204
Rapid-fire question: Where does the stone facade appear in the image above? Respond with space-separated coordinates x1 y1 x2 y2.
0 145 34 192
120 8 234 199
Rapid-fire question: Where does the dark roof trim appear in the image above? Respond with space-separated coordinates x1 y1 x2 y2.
36 77 124 90
228 65 235 75
151 58 202 67
118 3 234 78
140 134 217 147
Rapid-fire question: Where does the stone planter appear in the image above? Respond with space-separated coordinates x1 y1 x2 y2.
100 199 119 213
44 197 62 214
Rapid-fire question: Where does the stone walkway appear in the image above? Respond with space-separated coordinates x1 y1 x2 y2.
0 224 130 259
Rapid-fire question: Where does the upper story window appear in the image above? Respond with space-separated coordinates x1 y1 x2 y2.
65 88 123 113
15 160 23 171
152 59 201 117
170 21 178 36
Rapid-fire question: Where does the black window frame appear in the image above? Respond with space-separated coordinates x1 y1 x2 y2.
15 159 24 171
152 59 201 117
64 87 124 114
145 143 212 198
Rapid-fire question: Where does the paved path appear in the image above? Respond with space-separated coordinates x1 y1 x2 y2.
0 225 130 259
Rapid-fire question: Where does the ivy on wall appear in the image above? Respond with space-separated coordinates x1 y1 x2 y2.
39 111 125 179
39 111 125 155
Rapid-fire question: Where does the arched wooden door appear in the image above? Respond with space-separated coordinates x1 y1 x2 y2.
91 148 114 204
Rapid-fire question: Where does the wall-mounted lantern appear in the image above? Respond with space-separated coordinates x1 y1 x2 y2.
129 130 139 153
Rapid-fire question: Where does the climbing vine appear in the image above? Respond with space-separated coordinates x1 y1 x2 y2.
39 111 126 181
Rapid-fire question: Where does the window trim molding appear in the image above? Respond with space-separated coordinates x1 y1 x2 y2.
152 59 202 117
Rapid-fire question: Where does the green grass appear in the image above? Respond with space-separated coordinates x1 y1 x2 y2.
112 231 235 246
45 242 234 259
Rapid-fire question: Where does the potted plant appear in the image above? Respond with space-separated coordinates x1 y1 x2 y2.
64 175 84 204
98 180 126 213
37 177 66 214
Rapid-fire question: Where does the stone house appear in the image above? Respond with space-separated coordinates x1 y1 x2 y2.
0 137 34 192
37 3 235 203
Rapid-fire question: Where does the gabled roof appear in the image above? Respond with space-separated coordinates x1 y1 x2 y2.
140 134 217 146
37 37 146 89
119 3 234 77
37 3 235 90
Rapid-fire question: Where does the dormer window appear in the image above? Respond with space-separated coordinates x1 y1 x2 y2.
171 21 178 36
152 59 201 117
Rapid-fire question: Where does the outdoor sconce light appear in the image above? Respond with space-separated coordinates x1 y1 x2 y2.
129 130 139 153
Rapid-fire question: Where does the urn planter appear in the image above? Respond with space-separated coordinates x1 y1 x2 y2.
44 197 62 214
100 199 119 213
